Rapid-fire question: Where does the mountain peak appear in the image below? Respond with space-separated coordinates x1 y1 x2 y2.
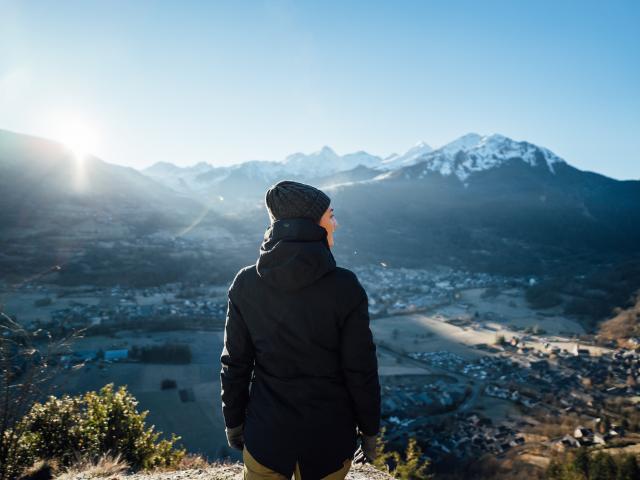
143 161 181 174
392 133 568 182
319 145 336 155
438 133 483 155
379 140 433 170
281 146 380 178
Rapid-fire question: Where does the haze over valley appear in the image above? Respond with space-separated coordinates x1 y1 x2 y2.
3 126 640 477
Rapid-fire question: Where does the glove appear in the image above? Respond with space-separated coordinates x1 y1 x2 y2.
354 429 378 463
225 422 244 450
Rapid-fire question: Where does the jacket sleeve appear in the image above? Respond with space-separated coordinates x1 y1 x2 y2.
220 289 255 429
340 283 381 436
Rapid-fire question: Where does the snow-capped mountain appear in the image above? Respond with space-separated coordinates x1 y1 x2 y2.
143 161 222 194
141 133 577 214
5 126 640 282
142 146 384 199
282 146 381 178
437 132 484 155
143 133 570 195
325 136 640 275
376 133 566 183
379 141 433 170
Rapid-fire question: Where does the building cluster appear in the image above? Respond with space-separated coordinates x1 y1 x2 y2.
352 265 522 316
383 342 640 461
549 423 625 452
58 347 129 367
426 413 525 458
381 408 526 460
28 284 229 333
381 378 468 417
411 343 640 409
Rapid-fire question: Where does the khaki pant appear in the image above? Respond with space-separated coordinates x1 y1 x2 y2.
243 445 352 480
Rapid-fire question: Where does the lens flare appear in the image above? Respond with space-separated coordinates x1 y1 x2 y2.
47 112 102 193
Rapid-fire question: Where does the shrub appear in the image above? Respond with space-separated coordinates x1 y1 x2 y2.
10 383 185 474
1 304 83 480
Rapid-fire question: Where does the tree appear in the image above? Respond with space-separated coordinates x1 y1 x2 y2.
371 427 431 479
545 449 637 480
546 457 564 479
393 437 431 480
616 454 639 480
589 451 616 480
573 447 591 479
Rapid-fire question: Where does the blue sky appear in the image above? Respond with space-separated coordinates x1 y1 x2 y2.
0 0 638 179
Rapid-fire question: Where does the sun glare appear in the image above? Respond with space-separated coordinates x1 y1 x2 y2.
47 112 102 193
50 113 101 159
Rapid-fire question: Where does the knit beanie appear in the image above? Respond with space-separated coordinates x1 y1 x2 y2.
265 180 331 223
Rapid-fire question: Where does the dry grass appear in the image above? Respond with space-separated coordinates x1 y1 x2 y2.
599 292 640 344
144 453 212 473
18 458 62 480
523 411 593 440
55 453 130 479
43 456 395 480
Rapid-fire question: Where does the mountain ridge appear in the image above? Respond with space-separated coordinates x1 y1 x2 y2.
140 133 582 203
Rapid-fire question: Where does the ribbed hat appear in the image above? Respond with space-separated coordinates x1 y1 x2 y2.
265 180 331 223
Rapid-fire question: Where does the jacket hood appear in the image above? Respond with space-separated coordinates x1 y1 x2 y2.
256 217 336 292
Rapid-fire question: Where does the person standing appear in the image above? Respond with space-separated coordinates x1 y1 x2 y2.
220 180 381 480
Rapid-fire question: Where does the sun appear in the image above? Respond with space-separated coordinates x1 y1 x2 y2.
50 113 101 158
46 112 102 192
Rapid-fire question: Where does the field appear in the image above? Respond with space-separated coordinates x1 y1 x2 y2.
47 330 236 462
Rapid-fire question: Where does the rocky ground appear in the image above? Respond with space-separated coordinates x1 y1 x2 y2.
57 461 394 480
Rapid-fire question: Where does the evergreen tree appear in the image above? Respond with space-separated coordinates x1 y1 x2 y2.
371 427 431 479
616 454 639 480
546 457 564 479
393 437 431 480
573 447 591 479
589 451 616 480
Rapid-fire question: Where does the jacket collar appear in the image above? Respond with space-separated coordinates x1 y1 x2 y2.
256 218 336 291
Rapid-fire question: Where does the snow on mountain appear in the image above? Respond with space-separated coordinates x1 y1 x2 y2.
379 141 433 170
437 133 483 155
142 133 568 193
143 146 382 193
143 161 217 194
144 160 213 177
225 160 288 182
282 146 381 178
384 133 567 183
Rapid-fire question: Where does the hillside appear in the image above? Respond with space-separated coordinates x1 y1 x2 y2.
599 293 640 345
325 141 640 273
0 129 253 285
4 126 640 320
139 133 640 275
0 129 202 231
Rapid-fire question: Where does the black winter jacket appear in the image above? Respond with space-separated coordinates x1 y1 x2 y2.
220 217 380 480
